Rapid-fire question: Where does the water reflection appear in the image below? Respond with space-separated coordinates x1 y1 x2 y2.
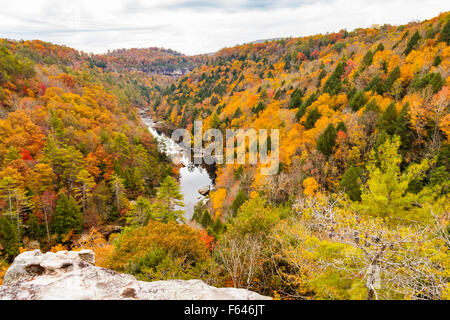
142 117 214 220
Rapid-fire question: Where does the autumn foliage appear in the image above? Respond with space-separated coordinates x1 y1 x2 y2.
0 12 449 300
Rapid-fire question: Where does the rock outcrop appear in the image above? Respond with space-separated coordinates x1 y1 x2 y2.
0 250 271 300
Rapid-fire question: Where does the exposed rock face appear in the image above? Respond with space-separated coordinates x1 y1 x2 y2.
0 250 271 300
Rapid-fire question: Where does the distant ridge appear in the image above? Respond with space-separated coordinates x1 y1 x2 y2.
249 37 284 44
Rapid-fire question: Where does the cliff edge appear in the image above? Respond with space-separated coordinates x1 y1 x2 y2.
0 250 271 300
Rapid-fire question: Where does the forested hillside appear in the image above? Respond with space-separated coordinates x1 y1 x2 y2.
1 12 449 300
0 38 176 270
149 12 450 299
156 13 449 202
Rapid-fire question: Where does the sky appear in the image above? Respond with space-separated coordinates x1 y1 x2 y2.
0 0 448 55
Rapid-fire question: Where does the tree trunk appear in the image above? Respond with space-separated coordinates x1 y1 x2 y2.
366 265 377 300
16 198 20 239
366 260 382 300
82 185 86 225
8 191 13 216
43 203 51 244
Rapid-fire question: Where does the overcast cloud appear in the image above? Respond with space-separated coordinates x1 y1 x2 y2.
0 0 448 55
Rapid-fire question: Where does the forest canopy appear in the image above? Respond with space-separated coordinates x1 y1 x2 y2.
0 12 449 300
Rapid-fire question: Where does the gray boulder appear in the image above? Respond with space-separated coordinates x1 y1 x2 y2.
198 185 210 196
0 250 271 300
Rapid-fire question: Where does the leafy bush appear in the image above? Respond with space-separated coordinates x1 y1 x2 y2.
107 220 211 278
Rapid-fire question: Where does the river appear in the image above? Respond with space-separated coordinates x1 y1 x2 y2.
141 116 214 220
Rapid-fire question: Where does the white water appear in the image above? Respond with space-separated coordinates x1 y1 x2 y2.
142 117 214 220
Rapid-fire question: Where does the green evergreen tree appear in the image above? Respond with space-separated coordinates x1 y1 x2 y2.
48 108 65 139
252 101 266 114
211 218 226 236
378 102 397 135
200 210 213 228
376 43 385 52
404 30 422 56
0 215 19 262
384 66 401 93
317 124 337 158
304 107 321 129
129 196 153 226
317 68 327 86
364 99 380 113
231 190 248 216
323 62 346 95
394 102 414 154
347 87 357 100
152 176 185 223
429 72 444 93
210 95 219 106
429 166 449 189
192 201 206 223
362 50 374 67
51 194 83 239
432 55 442 67
295 104 308 121
411 72 444 93
365 76 384 95
42 137 84 190
436 143 450 172
25 213 44 240
375 130 390 149
3 146 21 165
288 88 303 109
303 91 318 109
438 20 450 44
233 107 242 118
339 166 362 201
348 90 368 112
